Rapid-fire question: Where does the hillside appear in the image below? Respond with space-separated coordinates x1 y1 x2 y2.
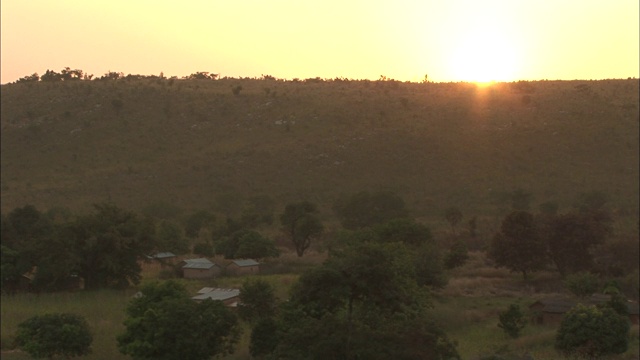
1 78 638 220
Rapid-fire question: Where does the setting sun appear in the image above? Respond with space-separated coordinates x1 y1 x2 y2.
450 26 521 83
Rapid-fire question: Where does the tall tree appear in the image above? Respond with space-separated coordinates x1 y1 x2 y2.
488 211 547 279
118 280 240 360
280 201 323 257
69 203 155 289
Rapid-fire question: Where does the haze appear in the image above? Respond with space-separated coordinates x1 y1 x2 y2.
1 0 639 84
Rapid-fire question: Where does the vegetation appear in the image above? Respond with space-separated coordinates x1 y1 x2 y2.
15 313 92 359
555 304 630 358
117 280 240 360
497 304 527 339
1 74 638 359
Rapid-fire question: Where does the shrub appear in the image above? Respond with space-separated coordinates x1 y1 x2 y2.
555 304 629 359
15 313 92 359
564 271 600 298
497 304 526 338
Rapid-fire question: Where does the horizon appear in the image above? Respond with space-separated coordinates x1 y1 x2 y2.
2 1 638 85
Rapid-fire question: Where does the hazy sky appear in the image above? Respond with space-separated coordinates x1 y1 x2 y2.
1 0 638 84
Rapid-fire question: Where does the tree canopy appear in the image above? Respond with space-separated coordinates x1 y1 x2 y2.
280 201 323 257
15 313 92 359
118 280 240 360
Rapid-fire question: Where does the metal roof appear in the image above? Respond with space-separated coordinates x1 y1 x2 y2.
182 258 216 269
147 252 177 259
191 288 240 302
230 259 259 267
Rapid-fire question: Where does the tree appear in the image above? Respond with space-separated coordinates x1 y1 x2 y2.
216 229 279 259
69 203 155 289
266 242 459 359
488 211 547 279
372 218 432 247
497 304 527 338
444 207 463 235
155 220 189 255
15 313 92 359
555 304 629 359
118 280 240 360
249 317 279 359
280 201 323 257
564 272 600 298
444 239 469 270
544 212 611 276
238 279 277 322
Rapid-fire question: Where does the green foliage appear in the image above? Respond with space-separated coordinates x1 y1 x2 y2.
155 220 189 255
118 280 241 360
555 304 630 358
497 304 526 338
70 203 156 289
488 211 547 279
564 271 600 298
372 218 432 247
15 313 92 359
280 201 323 257
192 241 215 256
444 239 469 270
216 229 279 259
544 211 612 276
267 241 459 359
250 317 279 359
239 279 277 322
332 191 408 230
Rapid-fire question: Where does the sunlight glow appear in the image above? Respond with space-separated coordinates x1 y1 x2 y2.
450 26 520 83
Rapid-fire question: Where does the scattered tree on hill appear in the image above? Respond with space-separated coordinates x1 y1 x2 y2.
488 211 547 279
555 304 629 359
15 313 92 359
186 71 218 80
444 239 469 269
444 207 463 235
15 73 40 83
497 304 527 338
240 195 275 228
118 280 240 360
40 69 63 82
280 201 323 257
332 191 408 230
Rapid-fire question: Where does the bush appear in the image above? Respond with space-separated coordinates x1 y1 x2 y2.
564 271 600 298
15 313 92 359
555 304 629 359
497 304 526 338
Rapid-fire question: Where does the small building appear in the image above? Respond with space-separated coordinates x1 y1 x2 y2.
181 258 221 279
530 294 639 325
226 259 260 276
191 288 241 307
144 252 178 270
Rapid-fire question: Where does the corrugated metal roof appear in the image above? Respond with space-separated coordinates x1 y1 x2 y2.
147 252 177 259
191 288 240 302
231 259 259 267
182 258 216 269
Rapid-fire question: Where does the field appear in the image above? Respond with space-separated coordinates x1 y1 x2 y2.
1 251 638 359
1 78 638 222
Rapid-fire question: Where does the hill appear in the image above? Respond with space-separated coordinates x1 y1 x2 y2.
1 78 638 220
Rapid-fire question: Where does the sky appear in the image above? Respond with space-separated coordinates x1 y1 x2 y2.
1 0 638 84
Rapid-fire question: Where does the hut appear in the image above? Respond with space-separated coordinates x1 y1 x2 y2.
191 288 240 307
530 294 639 325
226 259 260 276
181 258 221 279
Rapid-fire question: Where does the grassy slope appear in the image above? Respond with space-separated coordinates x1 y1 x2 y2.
1 79 638 221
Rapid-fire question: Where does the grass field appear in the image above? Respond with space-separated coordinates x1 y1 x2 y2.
2 251 638 359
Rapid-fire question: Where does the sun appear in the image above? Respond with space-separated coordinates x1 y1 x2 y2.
450 27 520 83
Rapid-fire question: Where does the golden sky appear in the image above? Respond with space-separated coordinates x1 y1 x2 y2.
1 0 638 84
